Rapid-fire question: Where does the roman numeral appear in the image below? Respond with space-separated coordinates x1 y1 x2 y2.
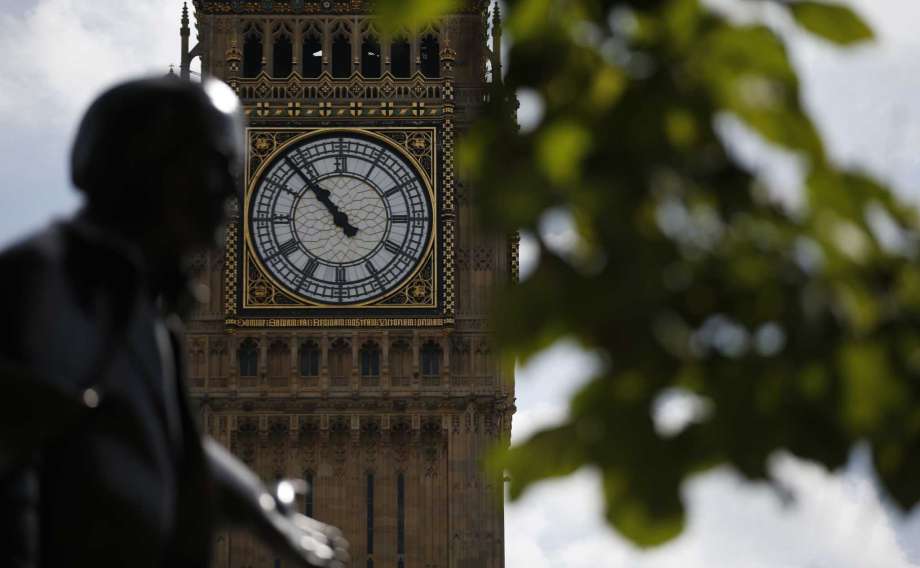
383 240 402 255
294 257 320 290
334 154 348 173
277 240 299 258
383 240 417 260
335 267 346 284
391 214 410 223
366 261 384 290
265 179 298 197
252 214 290 224
384 186 403 198
364 148 385 179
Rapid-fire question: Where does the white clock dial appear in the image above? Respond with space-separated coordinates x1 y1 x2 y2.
248 132 434 305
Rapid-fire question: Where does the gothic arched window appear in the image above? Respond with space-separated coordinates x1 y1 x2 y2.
299 340 320 377
304 470 315 517
396 472 406 564
329 338 351 386
361 35 381 78
238 338 259 377
360 342 381 378
420 341 441 378
242 25 263 78
273 26 293 78
390 339 411 386
331 33 351 78
302 32 322 77
419 34 439 78
390 38 410 78
267 340 288 378
366 472 375 562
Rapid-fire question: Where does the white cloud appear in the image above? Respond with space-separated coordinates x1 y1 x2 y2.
507 453 920 568
0 0 188 246
0 0 186 128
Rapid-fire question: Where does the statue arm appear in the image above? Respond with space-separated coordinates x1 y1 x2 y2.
202 437 348 567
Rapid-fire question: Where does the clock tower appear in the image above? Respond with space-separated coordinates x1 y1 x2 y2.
181 2 515 567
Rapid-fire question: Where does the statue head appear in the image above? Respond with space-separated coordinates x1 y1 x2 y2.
71 77 245 260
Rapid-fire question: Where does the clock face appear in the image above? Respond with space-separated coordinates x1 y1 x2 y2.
247 131 434 305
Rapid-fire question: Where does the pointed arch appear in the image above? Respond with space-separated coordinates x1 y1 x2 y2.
242 23 263 78
272 23 294 78
419 34 440 78
390 36 410 78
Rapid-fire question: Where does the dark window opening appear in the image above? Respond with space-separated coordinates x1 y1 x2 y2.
420 35 440 78
390 340 412 386
299 341 320 377
391 39 410 78
366 473 375 556
362 36 381 78
243 32 263 78
305 471 314 517
329 338 351 387
238 338 258 377
332 34 352 78
273 34 293 77
421 341 441 377
303 35 322 77
360 343 380 377
397 473 405 555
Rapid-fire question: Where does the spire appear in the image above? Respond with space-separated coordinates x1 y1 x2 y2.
491 2 503 85
180 2 191 80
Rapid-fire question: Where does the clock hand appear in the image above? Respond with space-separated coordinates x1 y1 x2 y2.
284 157 359 237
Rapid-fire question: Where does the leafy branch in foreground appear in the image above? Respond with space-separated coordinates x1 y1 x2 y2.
462 0 916 547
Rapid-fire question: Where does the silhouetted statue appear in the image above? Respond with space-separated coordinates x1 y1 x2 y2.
0 78 348 568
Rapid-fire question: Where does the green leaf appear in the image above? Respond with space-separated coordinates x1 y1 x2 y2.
374 0 458 34
788 2 874 45
603 468 686 547
493 424 586 500
839 342 906 435
537 120 592 186
692 24 824 156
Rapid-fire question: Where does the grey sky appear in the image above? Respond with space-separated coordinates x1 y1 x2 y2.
1 1 919 566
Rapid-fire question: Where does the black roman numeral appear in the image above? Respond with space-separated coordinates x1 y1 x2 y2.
366 261 385 289
365 148 384 178
391 214 409 223
384 186 403 198
384 240 402 255
277 240 299 258
293 257 319 290
335 267 346 284
252 214 290 224
265 179 298 197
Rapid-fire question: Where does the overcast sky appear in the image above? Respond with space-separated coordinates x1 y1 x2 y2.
1 1 919 566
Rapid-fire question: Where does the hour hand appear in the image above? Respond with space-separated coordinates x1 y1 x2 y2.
285 157 358 237
312 185 359 237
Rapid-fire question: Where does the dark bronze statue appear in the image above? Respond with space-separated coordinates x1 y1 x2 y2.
0 77 348 567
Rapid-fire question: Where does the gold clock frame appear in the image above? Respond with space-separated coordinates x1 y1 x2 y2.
226 125 451 329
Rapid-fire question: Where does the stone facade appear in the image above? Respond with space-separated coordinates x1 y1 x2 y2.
182 2 514 567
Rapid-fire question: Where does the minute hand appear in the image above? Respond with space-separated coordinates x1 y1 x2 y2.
285 157 358 237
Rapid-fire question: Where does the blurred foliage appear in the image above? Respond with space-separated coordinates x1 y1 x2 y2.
383 0 920 548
